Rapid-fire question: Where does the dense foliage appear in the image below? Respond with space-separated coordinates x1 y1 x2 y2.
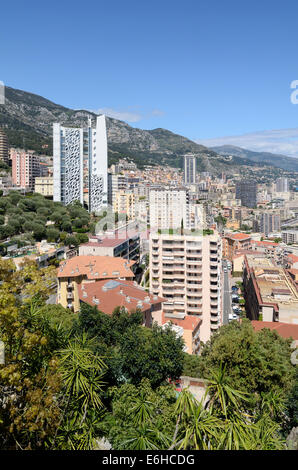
0 258 297 450
0 191 101 246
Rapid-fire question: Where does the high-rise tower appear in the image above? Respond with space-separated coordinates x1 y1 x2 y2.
53 116 108 213
183 154 196 185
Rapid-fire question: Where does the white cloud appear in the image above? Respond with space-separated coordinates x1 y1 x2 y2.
196 127 298 158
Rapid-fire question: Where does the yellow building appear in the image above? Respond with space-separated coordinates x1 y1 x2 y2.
113 190 135 220
34 177 53 196
57 255 135 312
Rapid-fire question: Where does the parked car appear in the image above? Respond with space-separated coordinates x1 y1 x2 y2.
229 313 239 321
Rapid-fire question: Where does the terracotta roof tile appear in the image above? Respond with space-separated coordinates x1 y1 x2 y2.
58 255 135 279
78 279 164 314
251 320 298 340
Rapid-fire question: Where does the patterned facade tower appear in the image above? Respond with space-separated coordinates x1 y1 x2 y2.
53 116 107 213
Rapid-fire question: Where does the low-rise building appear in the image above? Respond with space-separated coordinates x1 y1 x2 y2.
78 278 164 327
79 235 140 262
243 254 298 324
57 255 135 312
162 312 202 354
251 320 298 348
222 233 252 261
34 176 53 196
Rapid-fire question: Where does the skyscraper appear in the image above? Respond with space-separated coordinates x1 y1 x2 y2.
53 115 107 213
260 212 280 236
276 177 289 193
236 179 257 208
0 129 9 165
183 154 196 185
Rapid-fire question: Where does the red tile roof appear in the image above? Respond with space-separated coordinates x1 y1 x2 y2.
162 313 202 332
226 233 251 241
287 254 298 264
57 255 135 279
251 320 298 341
82 238 128 248
78 279 164 314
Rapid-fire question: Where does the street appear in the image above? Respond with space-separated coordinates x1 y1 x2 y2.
222 261 232 325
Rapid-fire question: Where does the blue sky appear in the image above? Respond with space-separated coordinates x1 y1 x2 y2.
2 0 298 155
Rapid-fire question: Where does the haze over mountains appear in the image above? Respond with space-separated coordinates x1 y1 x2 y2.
1 85 298 173
211 145 298 173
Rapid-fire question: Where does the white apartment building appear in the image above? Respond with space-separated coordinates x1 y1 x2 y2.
276 177 289 193
282 230 298 244
149 187 204 232
149 231 222 344
53 116 107 213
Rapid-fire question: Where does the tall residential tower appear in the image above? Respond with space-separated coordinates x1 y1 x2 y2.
183 154 197 185
53 115 107 213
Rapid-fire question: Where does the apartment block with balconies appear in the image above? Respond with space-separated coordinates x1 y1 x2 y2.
149 231 222 345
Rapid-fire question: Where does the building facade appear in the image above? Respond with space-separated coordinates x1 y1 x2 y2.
0 129 9 164
11 149 41 189
260 212 281 236
53 116 107 213
276 177 289 193
57 255 135 312
236 180 257 208
79 234 140 262
149 231 222 344
34 176 53 196
183 154 197 185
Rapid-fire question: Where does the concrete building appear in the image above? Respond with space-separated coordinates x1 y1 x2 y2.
53 116 107 213
79 234 140 262
282 230 298 244
260 212 281 236
222 233 252 261
162 313 202 354
243 254 298 324
34 176 53 196
11 149 41 190
236 180 257 208
149 187 203 232
57 255 135 312
276 177 289 193
183 154 197 185
113 190 135 220
149 231 222 344
0 129 9 164
107 173 128 206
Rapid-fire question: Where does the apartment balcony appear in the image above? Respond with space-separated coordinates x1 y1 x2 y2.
186 259 202 265
187 307 202 314
186 250 202 256
211 324 219 331
210 308 218 316
186 270 202 281
67 292 74 300
187 298 202 303
187 301 203 311
186 282 202 288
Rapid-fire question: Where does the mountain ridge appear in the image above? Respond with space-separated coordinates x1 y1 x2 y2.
211 144 298 172
1 86 297 173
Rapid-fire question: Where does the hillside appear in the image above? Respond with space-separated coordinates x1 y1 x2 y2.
211 144 298 172
0 86 294 174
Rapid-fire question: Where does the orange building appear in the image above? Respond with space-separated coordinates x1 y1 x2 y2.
222 233 251 261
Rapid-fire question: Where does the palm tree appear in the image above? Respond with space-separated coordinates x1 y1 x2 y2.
51 333 107 450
